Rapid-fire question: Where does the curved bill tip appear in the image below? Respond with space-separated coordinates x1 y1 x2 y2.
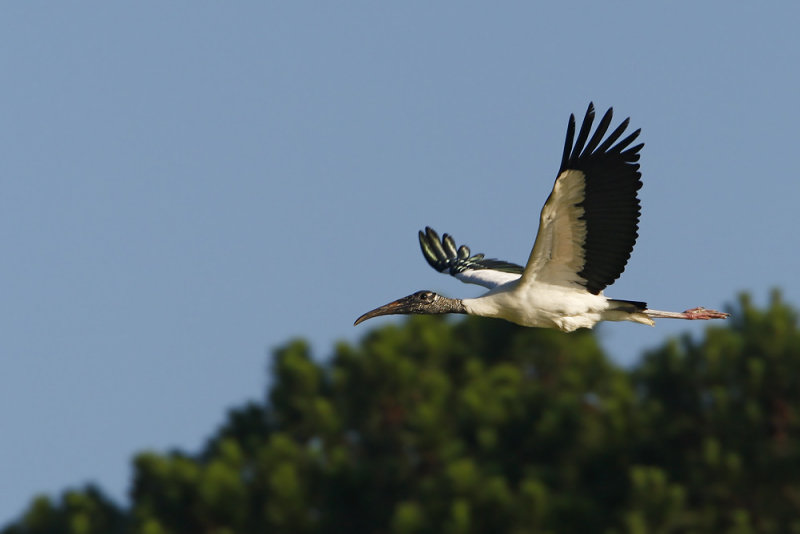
353 298 408 326
353 314 370 326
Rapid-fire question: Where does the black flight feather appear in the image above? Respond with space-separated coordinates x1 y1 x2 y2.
559 103 644 294
419 227 524 276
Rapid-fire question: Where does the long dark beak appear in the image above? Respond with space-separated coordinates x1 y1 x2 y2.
354 295 415 326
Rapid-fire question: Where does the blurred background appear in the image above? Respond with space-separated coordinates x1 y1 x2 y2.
1 2 799 529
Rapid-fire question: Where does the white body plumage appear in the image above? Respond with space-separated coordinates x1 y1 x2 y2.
464 280 653 332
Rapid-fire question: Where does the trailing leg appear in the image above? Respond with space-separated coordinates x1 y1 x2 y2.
645 307 730 321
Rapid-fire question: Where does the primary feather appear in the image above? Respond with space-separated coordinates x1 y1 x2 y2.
418 227 522 289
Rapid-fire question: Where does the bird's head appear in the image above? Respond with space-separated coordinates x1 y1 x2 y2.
354 290 462 325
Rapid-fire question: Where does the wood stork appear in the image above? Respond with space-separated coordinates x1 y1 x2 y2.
354 103 729 332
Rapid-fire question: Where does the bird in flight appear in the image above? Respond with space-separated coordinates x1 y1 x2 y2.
355 103 729 332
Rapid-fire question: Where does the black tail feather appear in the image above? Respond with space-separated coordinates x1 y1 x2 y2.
608 299 647 312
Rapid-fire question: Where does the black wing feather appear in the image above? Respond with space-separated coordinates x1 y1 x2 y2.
560 103 644 294
419 227 524 276
596 118 630 153
583 107 614 155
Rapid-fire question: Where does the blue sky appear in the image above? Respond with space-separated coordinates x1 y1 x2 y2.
2 3 799 525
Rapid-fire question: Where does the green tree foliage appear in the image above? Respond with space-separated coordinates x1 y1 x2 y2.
4 292 800 534
629 291 800 533
1 486 124 534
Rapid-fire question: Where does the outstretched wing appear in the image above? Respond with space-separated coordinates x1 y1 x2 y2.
520 103 644 294
418 227 523 289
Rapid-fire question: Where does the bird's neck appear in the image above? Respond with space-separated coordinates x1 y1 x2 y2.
461 293 511 321
434 296 468 315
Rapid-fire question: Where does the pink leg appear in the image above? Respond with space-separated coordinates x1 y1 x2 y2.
681 307 730 320
645 307 730 320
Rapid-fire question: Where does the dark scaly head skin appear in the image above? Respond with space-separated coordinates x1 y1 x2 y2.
354 290 466 325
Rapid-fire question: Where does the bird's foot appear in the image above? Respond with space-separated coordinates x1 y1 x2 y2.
682 307 730 320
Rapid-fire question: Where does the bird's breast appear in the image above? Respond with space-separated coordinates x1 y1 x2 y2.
463 282 609 331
